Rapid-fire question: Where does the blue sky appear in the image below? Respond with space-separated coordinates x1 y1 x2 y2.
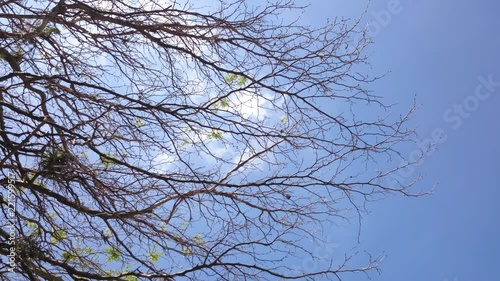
299 0 500 280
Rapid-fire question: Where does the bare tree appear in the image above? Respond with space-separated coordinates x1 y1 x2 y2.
0 0 423 280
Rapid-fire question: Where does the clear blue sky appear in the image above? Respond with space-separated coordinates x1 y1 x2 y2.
300 0 500 280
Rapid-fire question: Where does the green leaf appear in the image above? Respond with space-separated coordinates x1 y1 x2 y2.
181 247 192 255
26 221 41 237
147 248 162 263
104 227 112 238
61 247 94 263
224 73 238 84
211 97 229 114
181 137 192 146
224 74 247 86
105 269 119 276
26 221 37 230
207 130 223 140
237 76 247 86
121 270 139 281
220 97 229 108
193 234 206 247
280 115 287 123
44 27 61 35
61 251 77 262
133 118 145 128
106 246 121 262
51 229 67 244
82 247 94 255
100 153 116 168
